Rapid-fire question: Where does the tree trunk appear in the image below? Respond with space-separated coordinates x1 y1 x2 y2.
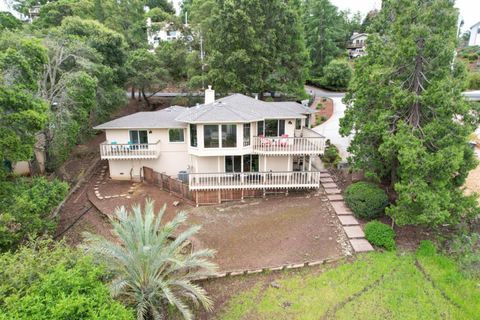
131 87 135 99
141 89 151 109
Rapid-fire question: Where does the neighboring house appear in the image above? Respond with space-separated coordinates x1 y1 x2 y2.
347 32 368 59
94 87 326 203
469 21 480 46
146 18 182 49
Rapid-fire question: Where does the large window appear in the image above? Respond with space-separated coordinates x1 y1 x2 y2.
129 130 148 144
221 124 237 147
204 125 219 148
168 129 184 142
257 120 286 137
190 124 197 147
225 156 241 172
243 123 250 146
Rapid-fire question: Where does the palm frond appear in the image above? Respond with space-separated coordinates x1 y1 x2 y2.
82 199 218 320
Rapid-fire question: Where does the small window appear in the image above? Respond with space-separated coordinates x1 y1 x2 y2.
168 128 184 142
295 119 302 130
257 121 264 136
243 123 251 146
190 124 197 147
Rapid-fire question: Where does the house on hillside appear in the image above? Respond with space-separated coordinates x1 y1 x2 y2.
347 32 368 59
469 21 480 46
94 87 326 204
147 18 182 49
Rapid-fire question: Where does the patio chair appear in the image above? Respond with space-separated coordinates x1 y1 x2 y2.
279 134 289 147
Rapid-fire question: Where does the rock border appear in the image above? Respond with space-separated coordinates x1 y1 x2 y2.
193 255 346 281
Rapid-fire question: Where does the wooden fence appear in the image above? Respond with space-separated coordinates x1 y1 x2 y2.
143 167 195 204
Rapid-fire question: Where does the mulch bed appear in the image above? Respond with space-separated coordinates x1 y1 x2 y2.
311 97 334 125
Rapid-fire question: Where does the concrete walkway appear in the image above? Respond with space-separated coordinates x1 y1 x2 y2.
320 170 374 253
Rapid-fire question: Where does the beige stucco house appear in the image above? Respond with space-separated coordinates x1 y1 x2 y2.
94 87 326 201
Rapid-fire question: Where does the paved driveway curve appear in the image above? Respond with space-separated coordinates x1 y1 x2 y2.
313 98 352 161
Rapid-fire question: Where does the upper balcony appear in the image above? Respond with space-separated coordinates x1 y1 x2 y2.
253 128 325 155
99 141 161 160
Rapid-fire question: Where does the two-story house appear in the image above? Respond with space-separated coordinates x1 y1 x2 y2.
94 87 326 204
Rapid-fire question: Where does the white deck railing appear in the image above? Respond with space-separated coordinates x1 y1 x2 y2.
99 141 161 160
253 135 325 155
188 171 321 190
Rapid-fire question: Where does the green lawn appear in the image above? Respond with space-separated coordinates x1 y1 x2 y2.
219 248 480 320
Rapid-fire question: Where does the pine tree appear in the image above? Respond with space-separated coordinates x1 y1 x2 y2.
340 0 480 226
206 0 308 98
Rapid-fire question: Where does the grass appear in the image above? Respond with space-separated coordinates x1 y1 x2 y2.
218 251 480 320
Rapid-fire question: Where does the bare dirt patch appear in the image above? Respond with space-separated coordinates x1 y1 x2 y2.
83 172 345 272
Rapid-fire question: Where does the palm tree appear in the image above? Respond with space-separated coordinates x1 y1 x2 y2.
83 199 218 320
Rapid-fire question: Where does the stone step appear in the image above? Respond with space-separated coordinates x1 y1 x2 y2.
343 226 365 239
350 239 374 252
320 173 331 178
322 182 338 189
325 188 341 194
327 194 344 201
338 215 359 226
330 202 353 215
320 178 334 183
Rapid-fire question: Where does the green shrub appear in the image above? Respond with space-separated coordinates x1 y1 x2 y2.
321 144 341 168
344 182 389 219
0 239 133 319
322 59 352 90
364 221 396 251
467 53 479 62
0 177 68 251
468 72 480 90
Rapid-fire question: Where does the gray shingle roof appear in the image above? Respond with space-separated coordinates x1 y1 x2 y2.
94 94 314 129
175 94 312 123
93 106 187 129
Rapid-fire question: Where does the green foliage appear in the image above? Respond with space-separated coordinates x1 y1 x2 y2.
345 182 389 220
33 0 94 29
83 200 218 320
321 144 341 168
0 12 22 30
340 0 480 226
417 240 437 257
321 59 352 90
0 177 68 251
126 48 169 108
0 239 133 319
303 0 351 77
364 220 396 251
444 233 480 278
220 252 479 319
203 0 308 98
468 72 480 90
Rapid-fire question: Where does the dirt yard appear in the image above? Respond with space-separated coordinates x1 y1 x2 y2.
68 165 348 272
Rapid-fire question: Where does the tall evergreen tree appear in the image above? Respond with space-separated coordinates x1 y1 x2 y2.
340 0 480 226
206 0 308 98
303 0 349 78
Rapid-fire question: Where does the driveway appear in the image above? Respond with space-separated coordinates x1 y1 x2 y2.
313 97 352 161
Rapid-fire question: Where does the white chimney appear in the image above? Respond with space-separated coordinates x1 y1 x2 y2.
205 85 215 104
